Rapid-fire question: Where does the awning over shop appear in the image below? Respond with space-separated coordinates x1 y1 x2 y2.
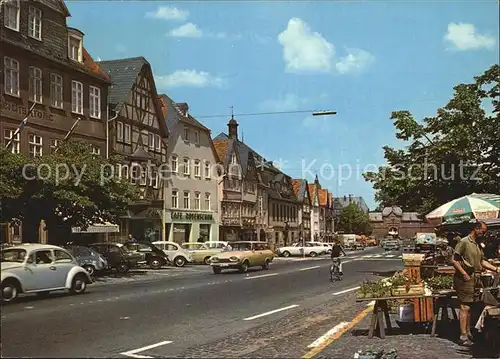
71 222 119 234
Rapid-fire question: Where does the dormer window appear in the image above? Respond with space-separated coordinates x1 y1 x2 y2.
68 28 84 63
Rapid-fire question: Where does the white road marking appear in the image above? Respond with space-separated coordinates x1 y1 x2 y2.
243 304 299 321
121 340 173 358
120 316 130 320
307 321 350 348
299 265 321 271
332 286 360 296
24 306 34 309
386 254 395 258
244 273 278 280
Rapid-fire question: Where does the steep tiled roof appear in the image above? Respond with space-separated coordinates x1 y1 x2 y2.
318 189 328 207
159 93 209 132
97 57 147 111
82 48 109 81
158 95 168 118
308 184 316 203
213 140 229 163
292 180 303 199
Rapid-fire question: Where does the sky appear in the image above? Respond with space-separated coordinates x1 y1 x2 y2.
66 0 499 211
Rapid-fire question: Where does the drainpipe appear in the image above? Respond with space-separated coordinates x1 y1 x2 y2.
106 105 118 160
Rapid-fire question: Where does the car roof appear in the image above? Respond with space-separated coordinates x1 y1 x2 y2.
232 241 267 244
7 244 65 251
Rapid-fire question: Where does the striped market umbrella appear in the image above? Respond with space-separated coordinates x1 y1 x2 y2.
426 193 500 224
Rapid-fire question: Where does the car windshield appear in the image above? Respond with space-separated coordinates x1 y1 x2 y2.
231 242 252 251
1 248 27 263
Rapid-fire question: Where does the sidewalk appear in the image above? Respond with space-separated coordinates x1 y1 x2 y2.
314 310 497 359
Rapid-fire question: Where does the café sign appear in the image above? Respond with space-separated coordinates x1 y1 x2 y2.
171 212 213 221
2 101 54 121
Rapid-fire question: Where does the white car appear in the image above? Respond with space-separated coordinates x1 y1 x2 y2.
1 244 92 303
204 241 230 250
152 241 193 267
276 242 327 257
309 242 333 254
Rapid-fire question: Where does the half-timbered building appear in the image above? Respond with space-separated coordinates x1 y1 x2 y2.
292 179 312 242
98 57 169 242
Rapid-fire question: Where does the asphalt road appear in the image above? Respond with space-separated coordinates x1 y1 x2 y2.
1 247 403 358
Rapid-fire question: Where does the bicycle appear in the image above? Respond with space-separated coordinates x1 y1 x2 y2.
330 258 342 282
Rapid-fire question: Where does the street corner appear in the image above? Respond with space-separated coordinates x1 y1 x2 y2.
308 306 475 359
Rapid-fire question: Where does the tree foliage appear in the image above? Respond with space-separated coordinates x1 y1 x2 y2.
1 141 138 241
364 64 500 215
336 204 372 234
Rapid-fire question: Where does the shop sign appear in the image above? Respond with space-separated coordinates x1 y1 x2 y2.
171 212 213 221
2 101 55 121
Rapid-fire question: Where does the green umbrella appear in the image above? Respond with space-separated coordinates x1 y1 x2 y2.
426 193 500 224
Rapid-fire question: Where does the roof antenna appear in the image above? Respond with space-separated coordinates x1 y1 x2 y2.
230 105 234 120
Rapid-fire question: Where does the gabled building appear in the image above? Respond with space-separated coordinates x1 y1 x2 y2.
369 206 434 239
213 117 259 241
292 179 312 242
158 95 220 243
98 57 169 242
308 176 321 241
1 0 110 243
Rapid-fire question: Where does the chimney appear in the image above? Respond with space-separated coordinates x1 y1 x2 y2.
228 117 238 140
175 102 189 117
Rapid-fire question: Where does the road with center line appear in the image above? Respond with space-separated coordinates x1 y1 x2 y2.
1 247 403 358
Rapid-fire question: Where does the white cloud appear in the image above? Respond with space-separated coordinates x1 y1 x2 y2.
278 18 374 75
155 70 226 88
145 6 189 21
167 23 202 38
444 23 496 51
335 48 375 74
260 93 308 111
278 17 335 73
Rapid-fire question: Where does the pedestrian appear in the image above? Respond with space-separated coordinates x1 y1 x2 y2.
128 233 137 243
451 221 500 346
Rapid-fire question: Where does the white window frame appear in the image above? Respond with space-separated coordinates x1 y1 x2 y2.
140 167 147 186
183 126 189 142
231 154 237 164
171 189 179 209
4 57 19 97
50 73 63 108
116 122 124 142
28 6 42 40
204 161 211 179
4 129 20 154
205 193 211 211
50 139 59 153
3 0 20 32
194 160 201 178
155 134 161 151
171 155 178 173
149 169 158 188
194 130 200 145
124 124 131 143
89 86 101 119
71 80 83 114
29 67 43 103
183 158 190 176
68 35 82 62
91 146 100 156
183 191 190 209
194 192 201 210
148 132 154 150
29 134 43 158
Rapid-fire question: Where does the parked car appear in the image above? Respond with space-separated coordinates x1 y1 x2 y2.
152 241 193 267
384 240 401 251
276 242 326 257
63 245 108 276
181 242 223 265
88 243 141 273
204 241 230 250
308 242 333 253
124 242 170 269
1 244 92 302
210 241 274 274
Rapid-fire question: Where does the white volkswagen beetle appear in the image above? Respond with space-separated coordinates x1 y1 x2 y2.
1 244 92 302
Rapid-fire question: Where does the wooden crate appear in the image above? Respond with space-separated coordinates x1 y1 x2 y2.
413 297 434 322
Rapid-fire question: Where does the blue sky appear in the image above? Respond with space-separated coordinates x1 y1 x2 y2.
67 1 499 210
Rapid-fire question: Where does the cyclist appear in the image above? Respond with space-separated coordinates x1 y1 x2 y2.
330 240 346 275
